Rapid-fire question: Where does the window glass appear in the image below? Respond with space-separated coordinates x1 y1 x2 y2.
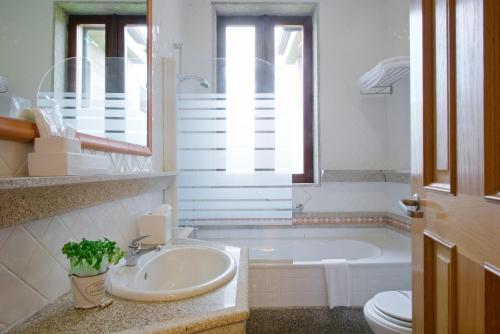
274 26 304 174
225 26 256 174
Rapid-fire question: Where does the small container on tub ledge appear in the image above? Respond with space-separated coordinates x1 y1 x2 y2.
138 204 173 245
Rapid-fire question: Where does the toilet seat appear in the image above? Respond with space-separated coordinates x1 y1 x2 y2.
363 290 412 334
373 290 412 325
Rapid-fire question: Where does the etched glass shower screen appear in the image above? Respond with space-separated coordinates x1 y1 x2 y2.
176 57 293 225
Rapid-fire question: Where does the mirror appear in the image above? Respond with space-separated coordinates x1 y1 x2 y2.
0 0 151 154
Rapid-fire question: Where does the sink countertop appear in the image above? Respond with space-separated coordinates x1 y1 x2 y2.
7 238 249 334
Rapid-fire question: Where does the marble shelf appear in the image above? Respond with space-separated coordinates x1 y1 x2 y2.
0 172 176 228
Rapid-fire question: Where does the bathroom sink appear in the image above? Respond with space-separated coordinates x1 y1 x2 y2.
107 245 237 301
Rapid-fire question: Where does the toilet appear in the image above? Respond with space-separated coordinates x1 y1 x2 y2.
363 290 412 334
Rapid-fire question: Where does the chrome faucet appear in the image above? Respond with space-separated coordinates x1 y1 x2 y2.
125 235 161 266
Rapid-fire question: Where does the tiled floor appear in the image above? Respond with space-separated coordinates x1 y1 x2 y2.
246 307 373 334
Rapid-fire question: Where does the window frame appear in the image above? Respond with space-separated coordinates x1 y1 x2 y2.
217 15 314 183
67 14 147 93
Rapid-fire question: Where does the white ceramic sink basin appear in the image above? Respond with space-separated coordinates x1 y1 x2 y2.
107 245 237 301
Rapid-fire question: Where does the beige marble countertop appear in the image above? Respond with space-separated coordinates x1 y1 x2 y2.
0 172 176 190
7 238 248 334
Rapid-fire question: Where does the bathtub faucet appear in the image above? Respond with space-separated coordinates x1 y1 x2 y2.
294 203 305 213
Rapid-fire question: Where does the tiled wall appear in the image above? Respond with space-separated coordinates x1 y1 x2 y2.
0 191 162 332
249 266 327 308
249 262 412 308
0 140 32 177
0 133 159 334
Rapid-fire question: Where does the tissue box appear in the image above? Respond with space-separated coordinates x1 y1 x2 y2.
138 213 172 245
34 137 82 154
28 152 109 176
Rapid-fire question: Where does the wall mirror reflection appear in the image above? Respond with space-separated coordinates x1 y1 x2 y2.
0 0 151 154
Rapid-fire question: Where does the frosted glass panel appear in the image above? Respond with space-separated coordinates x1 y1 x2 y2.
177 59 292 225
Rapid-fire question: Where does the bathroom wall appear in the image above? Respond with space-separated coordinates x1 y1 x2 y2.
0 192 162 332
164 0 411 214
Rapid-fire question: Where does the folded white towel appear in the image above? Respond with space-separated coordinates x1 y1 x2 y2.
322 259 351 308
359 56 410 93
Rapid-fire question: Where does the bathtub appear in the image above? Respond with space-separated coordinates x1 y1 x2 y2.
193 226 411 308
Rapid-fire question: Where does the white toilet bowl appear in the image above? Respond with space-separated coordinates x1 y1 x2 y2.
363 290 412 334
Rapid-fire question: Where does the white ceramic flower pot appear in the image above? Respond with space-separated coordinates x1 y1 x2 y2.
69 270 107 309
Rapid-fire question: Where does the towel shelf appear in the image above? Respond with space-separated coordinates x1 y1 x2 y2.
359 56 410 95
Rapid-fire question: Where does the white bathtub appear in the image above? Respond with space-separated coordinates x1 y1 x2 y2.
193 226 411 308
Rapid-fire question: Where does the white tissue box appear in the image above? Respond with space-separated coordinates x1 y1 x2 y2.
28 152 109 176
34 137 82 154
138 213 173 245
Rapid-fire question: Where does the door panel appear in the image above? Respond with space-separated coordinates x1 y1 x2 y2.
410 0 500 333
484 264 500 333
423 231 457 334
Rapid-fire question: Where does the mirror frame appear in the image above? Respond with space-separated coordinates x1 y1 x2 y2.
0 0 152 156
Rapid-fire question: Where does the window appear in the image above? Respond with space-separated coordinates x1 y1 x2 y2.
217 16 314 183
66 15 147 143
67 15 147 94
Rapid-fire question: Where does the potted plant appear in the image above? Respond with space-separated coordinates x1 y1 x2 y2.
62 238 124 309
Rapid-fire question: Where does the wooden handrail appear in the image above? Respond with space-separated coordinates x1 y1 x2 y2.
0 116 152 156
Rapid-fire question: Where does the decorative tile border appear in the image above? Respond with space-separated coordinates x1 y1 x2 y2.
385 212 411 232
293 212 386 225
183 212 411 233
294 212 410 233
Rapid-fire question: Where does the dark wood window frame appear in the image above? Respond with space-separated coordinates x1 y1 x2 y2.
217 15 314 183
67 14 147 93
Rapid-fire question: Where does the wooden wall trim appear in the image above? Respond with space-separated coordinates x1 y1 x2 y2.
0 116 38 142
77 132 152 156
0 116 152 156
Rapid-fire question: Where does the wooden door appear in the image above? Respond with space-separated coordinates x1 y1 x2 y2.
409 0 500 333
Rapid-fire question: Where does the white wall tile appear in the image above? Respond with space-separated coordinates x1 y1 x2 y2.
249 279 267 292
24 217 74 269
67 211 101 241
279 292 327 307
86 204 126 248
0 226 68 300
0 227 13 249
0 264 46 327
0 140 32 177
249 292 280 308
280 276 326 293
